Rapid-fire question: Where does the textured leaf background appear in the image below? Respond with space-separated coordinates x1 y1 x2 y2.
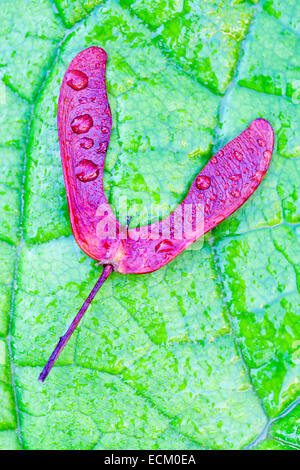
0 0 299 450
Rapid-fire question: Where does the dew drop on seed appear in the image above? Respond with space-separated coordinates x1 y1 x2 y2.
263 150 272 161
257 138 265 147
234 151 243 161
231 189 241 198
96 142 108 154
66 70 88 91
251 170 264 182
229 174 241 181
80 137 94 149
155 239 174 254
76 159 99 182
211 156 218 164
196 175 211 190
78 97 88 104
101 126 109 134
71 114 93 134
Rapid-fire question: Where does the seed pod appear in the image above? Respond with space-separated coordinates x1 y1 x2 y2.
41 47 274 382
58 47 274 274
121 118 274 273
57 46 122 265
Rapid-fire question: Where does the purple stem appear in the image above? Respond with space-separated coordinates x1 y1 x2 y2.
39 264 113 382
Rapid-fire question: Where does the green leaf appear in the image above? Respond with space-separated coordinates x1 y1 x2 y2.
252 402 300 450
0 0 299 450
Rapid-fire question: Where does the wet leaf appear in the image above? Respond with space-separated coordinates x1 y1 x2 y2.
0 0 299 450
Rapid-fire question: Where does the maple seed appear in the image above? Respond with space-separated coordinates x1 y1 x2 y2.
42 46 274 383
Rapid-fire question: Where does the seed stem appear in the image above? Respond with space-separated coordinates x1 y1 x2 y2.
38 264 113 382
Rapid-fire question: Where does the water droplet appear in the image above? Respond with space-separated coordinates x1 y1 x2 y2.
251 170 264 182
218 150 224 157
263 150 272 161
234 151 243 161
231 189 241 198
76 159 99 182
229 174 241 181
93 61 102 69
80 137 94 149
66 70 88 91
96 141 108 154
71 114 93 134
211 156 218 164
155 239 174 254
196 175 211 190
78 97 88 104
101 126 109 134
215 214 224 224
257 138 265 147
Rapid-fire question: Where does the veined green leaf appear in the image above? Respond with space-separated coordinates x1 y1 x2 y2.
0 0 299 450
